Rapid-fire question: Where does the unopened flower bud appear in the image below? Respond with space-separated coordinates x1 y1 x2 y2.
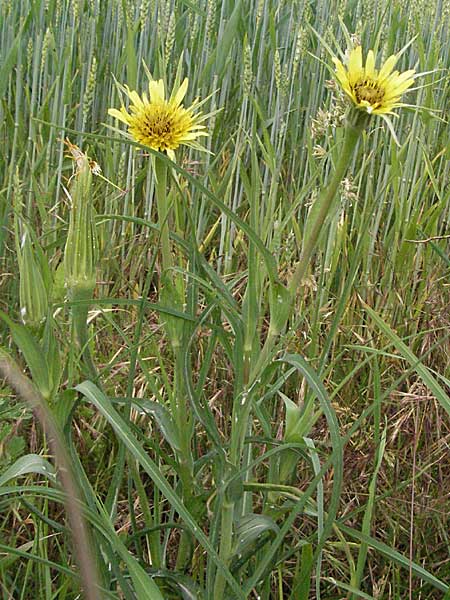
19 229 50 329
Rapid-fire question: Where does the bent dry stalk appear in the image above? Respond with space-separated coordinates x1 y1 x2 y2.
0 350 101 600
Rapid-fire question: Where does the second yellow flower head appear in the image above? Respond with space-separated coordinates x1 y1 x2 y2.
333 46 415 115
109 78 208 160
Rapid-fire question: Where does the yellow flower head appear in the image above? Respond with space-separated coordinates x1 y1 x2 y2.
108 78 208 160
332 46 415 115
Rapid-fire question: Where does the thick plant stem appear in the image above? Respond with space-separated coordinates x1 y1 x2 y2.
70 286 98 383
213 499 235 598
173 342 195 570
252 110 368 380
154 155 195 569
154 156 171 273
173 344 194 489
287 111 368 298
214 349 253 594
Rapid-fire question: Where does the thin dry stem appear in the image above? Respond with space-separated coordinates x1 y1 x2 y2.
0 350 101 600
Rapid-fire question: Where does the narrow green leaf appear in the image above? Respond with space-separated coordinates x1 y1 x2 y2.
243 354 343 594
364 304 450 418
282 354 343 553
338 524 448 593
290 543 313 600
132 399 181 453
76 381 245 600
0 454 56 486
351 426 387 597
232 513 279 557
0 315 51 398
0 13 32 98
325 578 375 599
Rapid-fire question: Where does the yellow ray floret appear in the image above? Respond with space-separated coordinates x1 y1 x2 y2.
108 78 208 160
332 46 415 115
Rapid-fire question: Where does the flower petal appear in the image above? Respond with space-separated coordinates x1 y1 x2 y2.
348 46 363 72
108 108 130 125
365 50 376 78
180 131 208 140
171 78 189 106
333 57 350 88
383 74 415 99
124 86 144 109
149 79 165 103
384 69 415 88
378 53 399 81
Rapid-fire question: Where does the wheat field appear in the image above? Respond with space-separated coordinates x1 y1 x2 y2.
0 1 449 598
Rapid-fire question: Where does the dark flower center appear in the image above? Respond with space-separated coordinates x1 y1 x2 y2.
352 78 385 105
142 113 174 138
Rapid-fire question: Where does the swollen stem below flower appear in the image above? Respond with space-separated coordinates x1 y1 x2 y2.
287 110 369 298
251 110 369 381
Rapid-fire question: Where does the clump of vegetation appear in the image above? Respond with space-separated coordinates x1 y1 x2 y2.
0 1 449 599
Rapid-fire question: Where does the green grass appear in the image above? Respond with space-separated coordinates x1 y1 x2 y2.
1 0 449 598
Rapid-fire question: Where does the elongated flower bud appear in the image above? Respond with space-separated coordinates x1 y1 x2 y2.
13 170 51 331
63 141 99 379
18 228 49 329
63 144 98 297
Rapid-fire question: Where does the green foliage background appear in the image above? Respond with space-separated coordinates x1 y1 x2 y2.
0 0 449 598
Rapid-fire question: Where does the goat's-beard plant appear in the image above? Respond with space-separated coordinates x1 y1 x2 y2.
213 43 420 596
109 70 216 568
109 44 421 596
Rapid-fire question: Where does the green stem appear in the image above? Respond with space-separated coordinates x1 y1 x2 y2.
214 136 283 591
252 110 369 380
215 373 252 594
230 391 251 465
173 335 196 572
154 156 171 273
70 285 98 383
287 111 368 298
173 344 194 488
129 460 162 568
213 499 235 598
173 345 195 570
154 156 196 569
